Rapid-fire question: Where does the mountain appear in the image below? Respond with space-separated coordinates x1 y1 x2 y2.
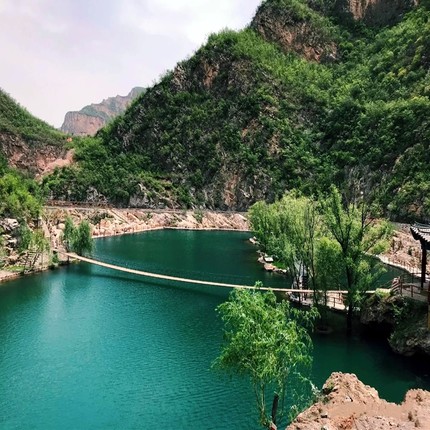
0 89 69 176
43 0 430 220
60 87 146 136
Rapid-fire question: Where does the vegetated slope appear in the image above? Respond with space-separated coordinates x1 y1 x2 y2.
43 0 430 220
60 87 146 136
0 89 69 176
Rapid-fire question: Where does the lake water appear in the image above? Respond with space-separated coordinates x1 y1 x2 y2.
0 230 429 429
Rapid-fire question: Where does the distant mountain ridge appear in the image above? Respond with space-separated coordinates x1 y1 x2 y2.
60 87 145 136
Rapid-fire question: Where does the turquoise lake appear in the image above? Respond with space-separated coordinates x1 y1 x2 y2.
0 230 429 429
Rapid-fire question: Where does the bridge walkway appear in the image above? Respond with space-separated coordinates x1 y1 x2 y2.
58 252 377 309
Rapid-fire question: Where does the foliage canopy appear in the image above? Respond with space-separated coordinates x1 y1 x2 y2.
214 288 317 427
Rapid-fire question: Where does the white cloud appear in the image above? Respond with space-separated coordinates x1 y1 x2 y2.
120 0 258 44
0 0 261 127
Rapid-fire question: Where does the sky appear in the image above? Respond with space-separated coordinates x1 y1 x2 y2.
0 0 261 127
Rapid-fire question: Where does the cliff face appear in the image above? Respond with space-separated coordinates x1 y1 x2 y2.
336 0 419 26
0 133 71 177
250 0 417 62
60 87 145 136
60 112 105 137
288 372 430 430
251 0 338 62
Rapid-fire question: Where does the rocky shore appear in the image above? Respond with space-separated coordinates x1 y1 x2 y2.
44 207 249 248
288 372 430 430
0 208 249 284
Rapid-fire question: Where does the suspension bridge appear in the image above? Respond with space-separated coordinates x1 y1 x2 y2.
57 251 387 311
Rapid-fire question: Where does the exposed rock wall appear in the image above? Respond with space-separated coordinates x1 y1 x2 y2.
361 293 430 357
60 87 145 136
0 132 70 176
335 0 418 26
288 372 430 429
60 112 105 137
251 1 338 62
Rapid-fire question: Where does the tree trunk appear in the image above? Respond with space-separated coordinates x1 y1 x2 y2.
271 393 279 425
346 304 353 336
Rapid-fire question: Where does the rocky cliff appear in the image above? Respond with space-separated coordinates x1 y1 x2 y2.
288 372 430 429
60 87 145 136
336 0 419 26
250 0 338 62
361 292 430 357
0 133 71 177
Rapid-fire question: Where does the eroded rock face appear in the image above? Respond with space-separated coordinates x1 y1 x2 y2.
336 0 418 26
389 316 430 357
251 0 418 63
287 372 430 429
60 87 145 136
361 293 430 357
61 112 105 137
251 2 338 62
0 133 70 176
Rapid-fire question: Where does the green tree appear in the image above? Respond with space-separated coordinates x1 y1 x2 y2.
72 221 93 256
61 218 93 256
62 217 76 252
22 229 50 273
213 288 317 428
18 223 32 252
313 237 343 326
322 186 392 334
249 194 323 303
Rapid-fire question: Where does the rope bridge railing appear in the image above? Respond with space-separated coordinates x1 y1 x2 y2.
90 252 265 286
58 251 376 296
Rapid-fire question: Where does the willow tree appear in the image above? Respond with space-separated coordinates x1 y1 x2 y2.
73 221 93 256
213 288 317 429
62 218 93 256
62 217 75 252
249 193 322 298
322 186 392 334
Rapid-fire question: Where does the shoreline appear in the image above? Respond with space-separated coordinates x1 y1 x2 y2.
93 225 250 240
0 208 250 285
1 209 425 286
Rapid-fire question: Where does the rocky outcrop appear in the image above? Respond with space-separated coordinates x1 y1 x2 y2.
335 0 419 26
60 112 105 137
60 87 145 136
288 372 430 429
251 1 338 62
361 292 430 357
251 0 419 62
0 132 71 176
360 293 400 326
389 315 430 357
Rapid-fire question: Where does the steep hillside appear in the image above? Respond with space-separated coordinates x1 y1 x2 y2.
0 89 69 176
60 87 145 136
43 0 429 219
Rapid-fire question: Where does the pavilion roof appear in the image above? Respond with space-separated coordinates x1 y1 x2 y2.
410 223 430 250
